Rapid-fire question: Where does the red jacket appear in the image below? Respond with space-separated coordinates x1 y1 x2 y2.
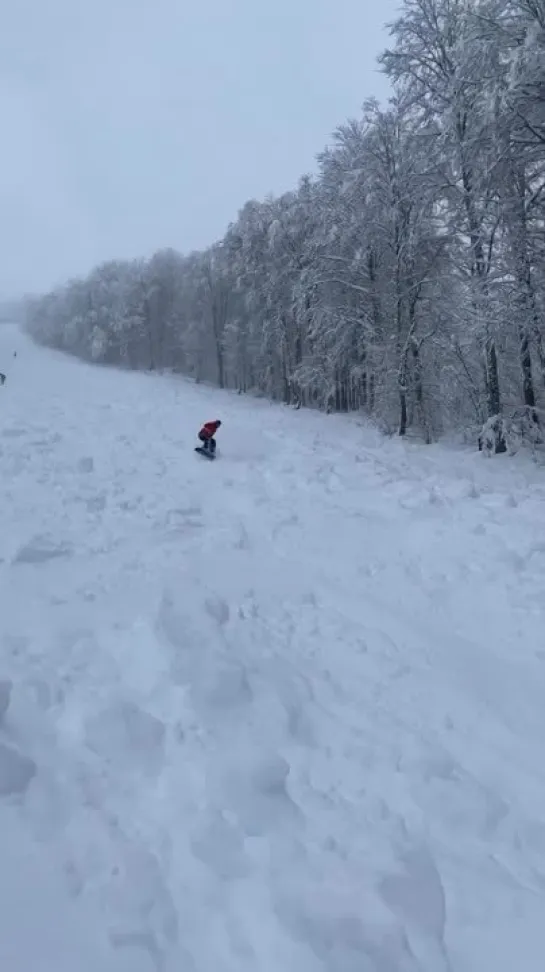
199 420 221 439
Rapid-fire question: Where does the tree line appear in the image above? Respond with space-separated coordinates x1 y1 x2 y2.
24 0 545 452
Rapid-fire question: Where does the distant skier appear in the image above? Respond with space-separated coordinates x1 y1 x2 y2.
197 419 221 456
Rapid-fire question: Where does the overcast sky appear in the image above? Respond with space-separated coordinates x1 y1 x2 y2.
1 0 398 297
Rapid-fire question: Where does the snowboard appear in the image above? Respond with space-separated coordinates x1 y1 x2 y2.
195 446 216 460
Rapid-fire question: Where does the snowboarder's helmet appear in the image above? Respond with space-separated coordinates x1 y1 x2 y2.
215 419 222 427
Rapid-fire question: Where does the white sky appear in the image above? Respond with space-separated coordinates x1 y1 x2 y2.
1 0 399 297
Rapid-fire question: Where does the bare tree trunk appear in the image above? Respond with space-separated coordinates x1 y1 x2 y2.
411 339 431 443
504 157 540 423
398 345 409 436
461 160 502 422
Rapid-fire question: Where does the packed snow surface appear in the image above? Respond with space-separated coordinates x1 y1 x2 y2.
1 324 545 972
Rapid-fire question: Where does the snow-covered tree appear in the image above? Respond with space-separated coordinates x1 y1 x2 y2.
24 0 545 453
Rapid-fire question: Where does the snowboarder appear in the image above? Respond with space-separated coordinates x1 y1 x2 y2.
197 419 221 456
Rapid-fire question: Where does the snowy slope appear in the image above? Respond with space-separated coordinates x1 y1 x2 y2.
1 324 545 972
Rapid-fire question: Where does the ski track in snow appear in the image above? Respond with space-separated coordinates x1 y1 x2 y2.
1 324 545 971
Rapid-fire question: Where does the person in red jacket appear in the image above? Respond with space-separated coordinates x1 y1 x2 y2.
198 419 221 455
